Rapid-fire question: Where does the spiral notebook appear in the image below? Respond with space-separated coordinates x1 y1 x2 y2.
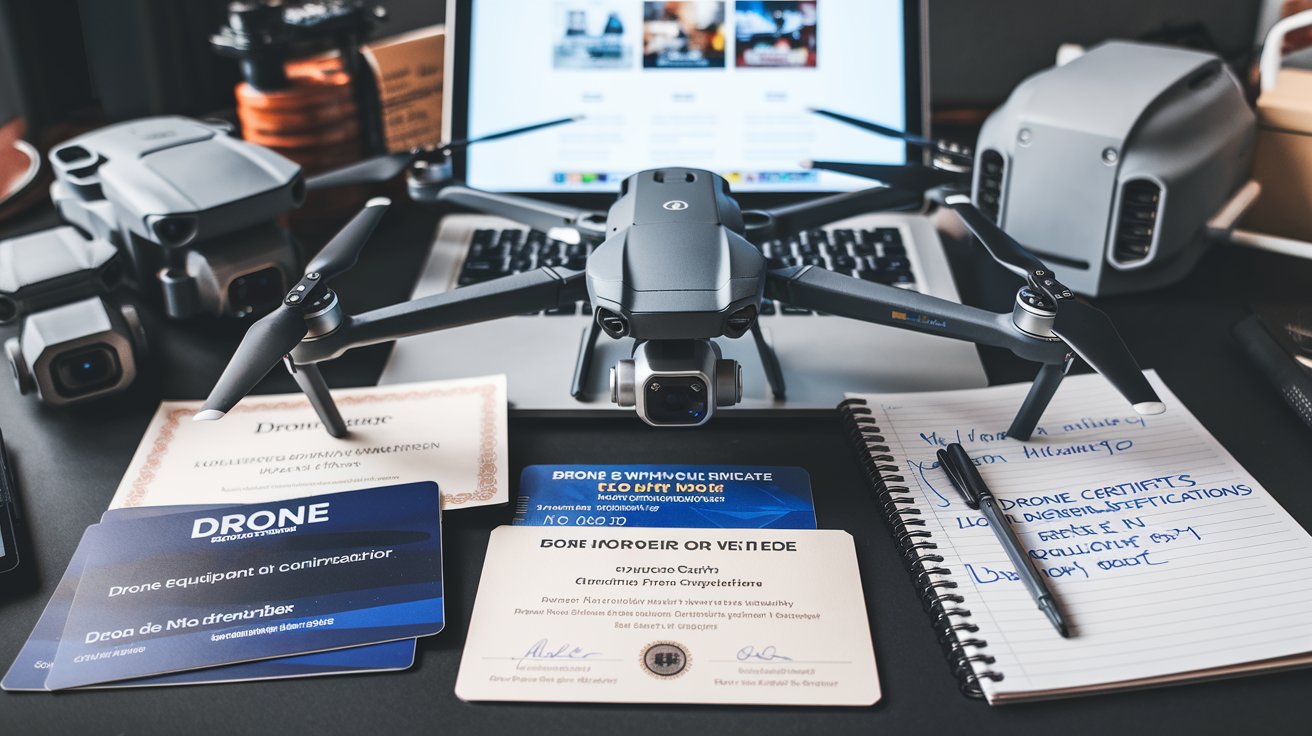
840 370 1312 704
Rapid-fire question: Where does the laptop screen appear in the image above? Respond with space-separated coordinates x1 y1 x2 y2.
461 0 919 194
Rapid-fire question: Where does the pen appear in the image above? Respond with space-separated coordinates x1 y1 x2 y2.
937 443 1070 638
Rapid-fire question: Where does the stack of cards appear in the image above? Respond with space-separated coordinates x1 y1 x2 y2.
4 483 445 691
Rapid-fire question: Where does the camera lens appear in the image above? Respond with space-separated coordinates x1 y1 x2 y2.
643 375 709 426
52 344 122 397
227 267 285 318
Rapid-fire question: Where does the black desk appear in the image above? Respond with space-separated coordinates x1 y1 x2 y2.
2 200 1309 734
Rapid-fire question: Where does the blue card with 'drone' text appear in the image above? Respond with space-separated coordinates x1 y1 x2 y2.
513 465 816 529
2 503 416 691
43 482 443 690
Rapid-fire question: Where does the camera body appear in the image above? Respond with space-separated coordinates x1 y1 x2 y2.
47 116 306 319
611 339 741 427
0 227 146 406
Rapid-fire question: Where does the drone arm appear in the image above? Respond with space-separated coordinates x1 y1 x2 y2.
438 186 606 241
765 266 1067 364
743 186 923 245
292 267 589 364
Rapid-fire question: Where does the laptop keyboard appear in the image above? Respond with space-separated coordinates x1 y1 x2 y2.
456 226 918 317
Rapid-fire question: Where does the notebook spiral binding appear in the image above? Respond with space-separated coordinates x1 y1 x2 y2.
838 398 1004 699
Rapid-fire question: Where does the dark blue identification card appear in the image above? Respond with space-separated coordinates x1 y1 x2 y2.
2 503 414 691
513 465 816 529
45 482 442 690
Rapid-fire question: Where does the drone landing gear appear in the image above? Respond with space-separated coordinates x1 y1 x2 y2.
284 357 348 438
1007 355 1074 441
749 321 786 400
568 318 786 401
571 319 604 399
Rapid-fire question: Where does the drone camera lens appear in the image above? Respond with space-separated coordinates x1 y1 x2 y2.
643 375 709 426
150 216 198 247
227 266 285 318
52 344 122 398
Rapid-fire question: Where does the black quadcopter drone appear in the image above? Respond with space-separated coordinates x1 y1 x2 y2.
196 110 1164 433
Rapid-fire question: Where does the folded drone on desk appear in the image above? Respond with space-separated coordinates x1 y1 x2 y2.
197 110 1165 432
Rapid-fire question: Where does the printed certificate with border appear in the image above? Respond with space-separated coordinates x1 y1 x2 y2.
108 375 507 511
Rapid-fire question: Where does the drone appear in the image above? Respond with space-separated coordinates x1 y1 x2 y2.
196 110 1164 434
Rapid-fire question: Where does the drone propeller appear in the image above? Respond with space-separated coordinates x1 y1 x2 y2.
809 107 972 162
194 198 391 420
802 160 965 192
944 194 1164 415
305 116 581 191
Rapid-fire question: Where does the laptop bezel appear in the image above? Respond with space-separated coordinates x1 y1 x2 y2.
444 0 929 212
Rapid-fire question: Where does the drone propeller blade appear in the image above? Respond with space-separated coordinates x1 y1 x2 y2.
944 194 1047 280
305 152 419 191
1050 300 1164 415
445 115 581 149
805 160 962 192
809 107 939 148
438 185 604 239
195 306 309 420
305 197 391 281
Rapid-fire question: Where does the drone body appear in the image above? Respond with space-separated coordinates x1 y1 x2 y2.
48 116 305 320
199 111 1165 434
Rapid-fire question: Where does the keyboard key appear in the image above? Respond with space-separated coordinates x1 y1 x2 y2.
801 255 825 267
832 229 857 246
510 255 534 272
793 237 815 256
758 300 776 315
831 254 856 271
781 305 813 315
876 256 911 272
825 241 848 258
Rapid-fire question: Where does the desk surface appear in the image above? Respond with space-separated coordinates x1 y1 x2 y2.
1 199 1309 735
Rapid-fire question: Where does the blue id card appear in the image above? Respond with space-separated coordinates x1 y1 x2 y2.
513 465 816 529
2 503 414 691
44 482 443 690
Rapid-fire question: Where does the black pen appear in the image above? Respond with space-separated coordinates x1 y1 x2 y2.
937 443 1070 638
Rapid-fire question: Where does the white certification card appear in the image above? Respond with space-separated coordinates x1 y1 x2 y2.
456 526 881 706
108 375 507 511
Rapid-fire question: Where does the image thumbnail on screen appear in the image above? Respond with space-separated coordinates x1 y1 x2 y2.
735 1 817 68
643 2 727 69
554 2 635 69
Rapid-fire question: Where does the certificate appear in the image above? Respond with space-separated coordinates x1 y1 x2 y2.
108 375 507 511
456 526 881 706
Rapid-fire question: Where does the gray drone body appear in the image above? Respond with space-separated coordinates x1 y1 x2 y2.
587 168 764 341
972 41 1255 297
588 169 764 426
47 116 306 318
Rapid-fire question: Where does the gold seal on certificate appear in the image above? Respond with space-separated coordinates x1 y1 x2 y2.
455 527 881 706
109 375 508 511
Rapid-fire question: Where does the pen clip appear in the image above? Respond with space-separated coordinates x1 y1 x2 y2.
936 448 979 509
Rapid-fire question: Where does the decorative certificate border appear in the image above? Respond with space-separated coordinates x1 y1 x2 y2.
122 382 501 508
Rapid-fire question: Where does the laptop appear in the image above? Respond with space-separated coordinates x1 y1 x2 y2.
378 0 988 412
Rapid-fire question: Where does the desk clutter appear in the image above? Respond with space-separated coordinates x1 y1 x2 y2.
5 1 1312 727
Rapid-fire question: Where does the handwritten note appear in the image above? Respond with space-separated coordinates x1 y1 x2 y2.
849 370 1312 702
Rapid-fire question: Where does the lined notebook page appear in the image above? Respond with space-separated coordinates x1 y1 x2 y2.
849 371 1312 702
